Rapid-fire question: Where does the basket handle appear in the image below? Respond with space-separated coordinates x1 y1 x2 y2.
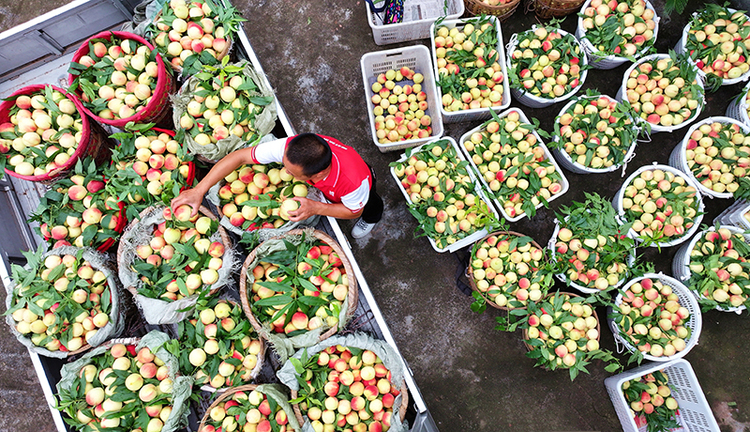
364 0 386 12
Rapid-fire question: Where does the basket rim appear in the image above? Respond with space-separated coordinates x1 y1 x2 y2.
238 228 358 341
197 384 260 432
609 273 703 362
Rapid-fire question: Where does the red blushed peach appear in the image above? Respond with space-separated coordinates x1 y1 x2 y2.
333 284 348 301
289 311 308 330
81 180 105 196
324 381 339 398
91 42 107 58
228 212 244 227
377 378 391 394
129 161 148 176
258 399 272 417
374 364 388 378
85 387 105 406
162 154 180 172
350 396 366 412
213 38 227 53
140 362 158 379
272 409 288 426
50 225 68 240
173 204 192 222
145 404 162 417
207 241 224 258
254 419 272 432
364 385 379 401
68 185 88 201
350 381 365 397
110 343 128 358
144 168 161 183
317 352 330 366
360 366 376 381
148 154 165 170
333 358 349 373
306 245 321 260
381 392 395 408
339 370 355 386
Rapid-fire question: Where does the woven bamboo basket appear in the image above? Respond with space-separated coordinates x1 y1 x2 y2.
197 384 296 431
464 0 521 21
528 0 585 19
118 204 231 298
239 229 358 342
290 379 409 427
521 292 601 370
466 231 547 311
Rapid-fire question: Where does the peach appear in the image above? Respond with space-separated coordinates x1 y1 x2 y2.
68 185 88 201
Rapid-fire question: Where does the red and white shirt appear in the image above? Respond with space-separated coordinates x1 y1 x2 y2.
249 135 372 213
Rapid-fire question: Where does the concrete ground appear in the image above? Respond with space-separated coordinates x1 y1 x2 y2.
2 0 750 431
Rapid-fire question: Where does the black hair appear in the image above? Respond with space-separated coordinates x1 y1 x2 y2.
285 133 332 176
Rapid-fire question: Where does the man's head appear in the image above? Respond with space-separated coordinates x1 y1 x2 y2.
283 133 332 181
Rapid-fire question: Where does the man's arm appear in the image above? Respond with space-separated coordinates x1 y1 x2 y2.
288 198 363 221
172 137 288 216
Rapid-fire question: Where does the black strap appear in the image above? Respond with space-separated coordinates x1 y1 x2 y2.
454 247 473 296
364 0 386 13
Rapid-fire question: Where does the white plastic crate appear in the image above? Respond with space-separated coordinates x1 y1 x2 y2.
613 163 705 248
616 53 705 134
668 116 750 199
672 225 748 314
605 358 720 432
361 45 444 153
725 81 750 126
366 0 464 45
609 273 702 362
429 16 511 124
390 136 499 253
457 108 570 223
712 198 750 228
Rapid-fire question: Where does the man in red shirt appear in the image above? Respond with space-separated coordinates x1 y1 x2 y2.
171 133 383 238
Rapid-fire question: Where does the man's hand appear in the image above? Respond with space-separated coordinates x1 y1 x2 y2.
287 197 319 222
171 188 205 217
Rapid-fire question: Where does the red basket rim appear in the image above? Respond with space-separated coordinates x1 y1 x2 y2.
1 84 92 181
67 31 169 128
